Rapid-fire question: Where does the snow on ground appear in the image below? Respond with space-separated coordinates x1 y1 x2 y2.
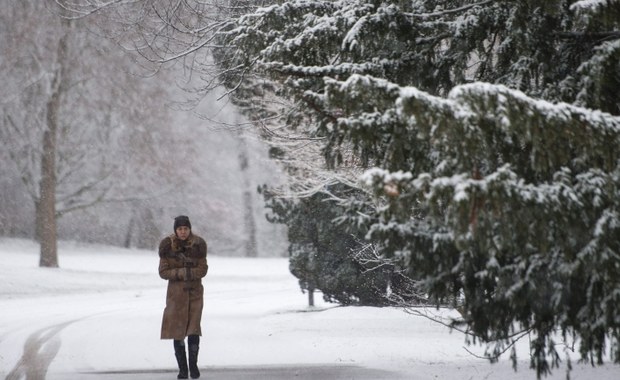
0 238 618 379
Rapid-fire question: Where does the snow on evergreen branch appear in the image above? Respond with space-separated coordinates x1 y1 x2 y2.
570 0 619 12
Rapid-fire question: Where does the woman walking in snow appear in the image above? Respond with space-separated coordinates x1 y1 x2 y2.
158 215 208 379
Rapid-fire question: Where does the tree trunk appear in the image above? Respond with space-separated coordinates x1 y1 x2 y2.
124 214 135 248
236 124 258 257
38 20 69 268
38 125 59 267
242 188 258 257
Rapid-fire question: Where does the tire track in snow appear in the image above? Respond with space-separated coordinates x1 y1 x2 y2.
5 319 82 380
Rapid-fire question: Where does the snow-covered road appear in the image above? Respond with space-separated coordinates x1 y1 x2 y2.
1 239 618 379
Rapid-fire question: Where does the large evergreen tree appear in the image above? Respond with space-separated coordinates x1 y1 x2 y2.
211 0 620 376
263 183 415 306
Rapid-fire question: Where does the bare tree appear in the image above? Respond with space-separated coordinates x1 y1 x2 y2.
0 1 178 266
53 0 342 198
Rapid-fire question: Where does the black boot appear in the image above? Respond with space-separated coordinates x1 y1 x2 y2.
174 340 188 379
188 335 200 379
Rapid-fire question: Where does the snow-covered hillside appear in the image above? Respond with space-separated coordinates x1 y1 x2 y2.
0 238 618 379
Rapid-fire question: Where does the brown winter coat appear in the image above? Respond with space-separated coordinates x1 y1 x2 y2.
159 233 208 340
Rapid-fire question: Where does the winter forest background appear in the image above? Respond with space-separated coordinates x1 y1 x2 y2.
0 1 288 258
1 0 620 378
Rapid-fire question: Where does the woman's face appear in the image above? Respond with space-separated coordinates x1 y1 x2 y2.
176 226 191 241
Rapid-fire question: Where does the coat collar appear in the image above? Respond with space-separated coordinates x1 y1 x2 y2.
169 233 195 251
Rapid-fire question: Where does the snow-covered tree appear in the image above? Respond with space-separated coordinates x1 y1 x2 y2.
0 2 178 265
264 182 410 306
210 0 620 375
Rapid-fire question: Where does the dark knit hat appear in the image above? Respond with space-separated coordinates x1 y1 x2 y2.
174 215 191 231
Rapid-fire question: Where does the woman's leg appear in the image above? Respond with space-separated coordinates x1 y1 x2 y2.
173 339 188 379
187 335 200 379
